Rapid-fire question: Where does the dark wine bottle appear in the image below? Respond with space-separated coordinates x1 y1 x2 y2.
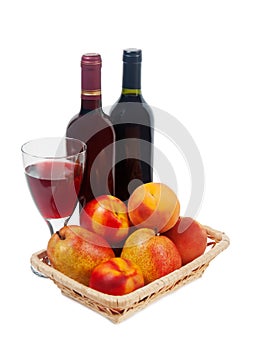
66 53 115 207
109 48 153 202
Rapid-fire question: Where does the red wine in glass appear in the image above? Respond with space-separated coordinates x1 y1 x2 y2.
21 137 86 277
25 161 83 219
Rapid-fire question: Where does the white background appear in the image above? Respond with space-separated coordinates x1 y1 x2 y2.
1 0 256 349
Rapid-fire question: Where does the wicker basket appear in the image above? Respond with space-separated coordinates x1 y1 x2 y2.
30 225 229 323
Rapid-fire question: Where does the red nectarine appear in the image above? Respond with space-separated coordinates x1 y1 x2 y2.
80 195 130 248
164 217 207 265
89 257 144 295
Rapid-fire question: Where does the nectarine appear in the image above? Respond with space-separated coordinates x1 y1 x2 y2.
164 217 207 265
89 257 144 295
80 195 130 248
128 182 180 233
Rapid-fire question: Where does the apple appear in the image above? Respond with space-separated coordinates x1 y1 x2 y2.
121 228 182 284
47 225 115 286
89 257 144 295
128 182 180 233
80 195 130 248
164 217 207 265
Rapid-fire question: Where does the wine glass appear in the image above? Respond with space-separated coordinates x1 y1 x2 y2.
21 137 86 276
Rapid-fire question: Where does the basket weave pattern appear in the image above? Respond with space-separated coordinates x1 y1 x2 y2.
31 225 230 323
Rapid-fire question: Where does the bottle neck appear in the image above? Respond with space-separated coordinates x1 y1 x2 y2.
81 60 102 109
80 98 102 111
122 62 142 95
121 88 142 96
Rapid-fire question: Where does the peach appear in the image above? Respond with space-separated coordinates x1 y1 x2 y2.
80 195 130 248
121 228 182 284
47 225 115 286
89 257 144 295
164 217 207 265
128 182 180 233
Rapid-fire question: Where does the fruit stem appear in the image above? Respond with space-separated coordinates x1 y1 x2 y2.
207 241 215 247
56 231 65 240
154 227 160 236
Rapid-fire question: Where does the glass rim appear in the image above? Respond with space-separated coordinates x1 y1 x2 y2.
21 136 87 160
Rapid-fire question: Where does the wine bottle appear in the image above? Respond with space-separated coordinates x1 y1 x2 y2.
66 53 115 207
109 48 154 202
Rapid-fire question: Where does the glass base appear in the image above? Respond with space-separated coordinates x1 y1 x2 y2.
30 264 48 278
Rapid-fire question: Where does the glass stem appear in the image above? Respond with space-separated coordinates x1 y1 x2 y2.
45 217 70 235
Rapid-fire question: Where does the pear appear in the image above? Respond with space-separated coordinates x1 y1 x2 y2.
121 228 182 284
47 225 115 286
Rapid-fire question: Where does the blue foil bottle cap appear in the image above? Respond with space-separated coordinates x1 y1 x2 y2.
123 49 142 63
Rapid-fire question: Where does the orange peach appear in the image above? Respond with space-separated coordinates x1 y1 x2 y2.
128 182 180 233
89 257 144 295
80 195 130 248
47 225 115 286
164 217 207 265
121 228 182 284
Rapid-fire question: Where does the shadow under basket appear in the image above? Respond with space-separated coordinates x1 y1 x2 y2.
30 225 230 323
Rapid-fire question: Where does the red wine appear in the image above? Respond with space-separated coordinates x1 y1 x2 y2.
66 53 115 207
25 161 83 219
109 49 153 202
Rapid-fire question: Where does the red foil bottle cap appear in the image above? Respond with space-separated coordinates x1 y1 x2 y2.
81 53 102 100
81 53 102 66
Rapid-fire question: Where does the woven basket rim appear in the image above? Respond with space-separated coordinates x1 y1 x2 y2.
30 225 230 309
